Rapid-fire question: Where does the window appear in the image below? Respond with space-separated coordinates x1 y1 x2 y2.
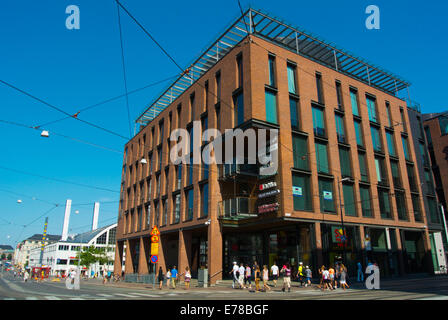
390 161 401 188
424 170 435 195
386 131 396 156
335 114 346 143
400 108 407 132
57 259 68 265
174 194 180 223
164 168 169 195
202 160 209 180
204 81 209 112
411 194 422 222
185 189 194 220
190 93 195 122
315 73 324 104
137 207 142 231
358 153 369 182
234 91 244 126
359 185 372 217
371 126 382 152
424 126 433 147
343 184 356 216
265 90 278 124
147 179 152 200
268 55 276 87
366 96 378 123
395 191 407 221
155 202 159 227
419 142 430 167
354 120 364 147
201 116 208 135
312 106 325 137
375 157 388 185
215 72 221 102
439 116 448 135
385 102 393 127
292 173 312 211
163 199 168 226
318 179 335 213
157 147 162 171
287 63 297 94
339 148 352 177
290 98 300 131
159 122 164 145
315 142 329 174
201 183 209 217
188 156 193 185
402 136 410 160
156 173 161 197
176 165 182 190
378 188 392 219
146 204 151 227
177 104 182 128
335 81 343 110
292 135 309 170
350 89 359 116
237 54 243 88
58 245 69 251
215 106 221 132
406 164 418 192
427 197 440 223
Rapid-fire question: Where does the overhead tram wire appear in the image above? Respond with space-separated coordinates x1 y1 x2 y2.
116 1 133 138
0 79 129 140
0 165 120 194
0 119 123 154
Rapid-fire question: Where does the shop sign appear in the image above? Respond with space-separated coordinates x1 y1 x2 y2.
323 191 333 200
332 227 347 247
259 181 277 191
258 203 279 213
292 186 302 196
258 189 280 199
364 235 372 251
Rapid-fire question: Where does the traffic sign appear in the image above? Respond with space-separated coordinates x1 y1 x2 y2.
150 226 160 236
151 242 159 255
150 255 158 263
151 235 159 243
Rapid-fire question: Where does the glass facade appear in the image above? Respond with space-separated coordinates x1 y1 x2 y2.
350 89 359 116
318 179 335 213
339 148 352 177
312 107 325 137
358 153 369 182
378 188 392 219
292 135 309 170
201 183 209 217
402 136 410 160
289 98 300 131
359 185 372 217
335 114 346 143
386 131 396 156
371 126 382 152
287 64 297 94
343 184 356 216
395 191 407 221
292 173 312 211
234 92 245 126
315 142 329 174
354 120 364 147
390 161 402 188
439 116 448 135
366 96 378 123
265 90 278 124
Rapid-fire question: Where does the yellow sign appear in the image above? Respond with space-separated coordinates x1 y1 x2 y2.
150 226 160 236
151 235 159 243
151 242 159 255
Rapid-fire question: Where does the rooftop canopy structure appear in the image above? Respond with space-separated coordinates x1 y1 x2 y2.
136 8 411 126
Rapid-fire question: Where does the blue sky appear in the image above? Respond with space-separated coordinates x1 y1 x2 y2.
0 0 447 247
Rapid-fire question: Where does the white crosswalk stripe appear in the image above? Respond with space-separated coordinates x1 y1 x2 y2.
97 293 114 298
3 298 16 300
127 292 158 297
69 297 85 300
415 296 448 300
113 293 141 298
25 297 38 300
45 296 62 300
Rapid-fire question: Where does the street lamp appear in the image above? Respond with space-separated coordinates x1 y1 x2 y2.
338 177 351 264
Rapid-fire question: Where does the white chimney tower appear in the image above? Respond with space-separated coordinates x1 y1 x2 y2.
92 202 100 231
61 199 72 241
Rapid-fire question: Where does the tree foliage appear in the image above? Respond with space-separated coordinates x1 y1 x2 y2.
76 246 113 268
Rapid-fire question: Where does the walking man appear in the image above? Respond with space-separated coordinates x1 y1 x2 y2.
281 263 292 293
171 266 178 289
229 262 239 289
357 262 364 282
238 263 245 289
296 262 304 287
270 262 279 287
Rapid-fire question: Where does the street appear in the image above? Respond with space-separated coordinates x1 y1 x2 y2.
1 272 448 300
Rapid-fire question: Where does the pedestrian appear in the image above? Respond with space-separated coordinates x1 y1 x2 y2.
158 267 164 290
238 263 245 289
166 268 171 289
262 265 271 292
329 265 335 290
252 261 259 284
171 266 178 289
281 263 291 292
182 267 191 290
270 262 279 287
244 264 252 290
102 269 107 284
296 262 304 287
340 264 350 290
321 266 333 291
229 262 239 289
70 268 77 285
254 265 261 292
357 262 364 282
23 270 29 282
305 265 312 287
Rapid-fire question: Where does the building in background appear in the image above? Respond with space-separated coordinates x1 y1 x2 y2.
114 8 440 283
408 106 447 273
28 223 117 277
0 245 14 261
14 234 61 269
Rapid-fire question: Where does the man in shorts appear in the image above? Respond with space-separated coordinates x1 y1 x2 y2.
229 262 239 289
270 262 279 287
238 263 245 289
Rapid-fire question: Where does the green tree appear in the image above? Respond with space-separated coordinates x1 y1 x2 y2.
76 246 112 269
7 254 12 261
1 254 5 260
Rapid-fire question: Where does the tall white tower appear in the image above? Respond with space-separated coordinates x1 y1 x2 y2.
92 202 100 231
61 199 72 241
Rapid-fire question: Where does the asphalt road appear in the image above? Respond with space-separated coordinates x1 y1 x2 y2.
1 271 448 300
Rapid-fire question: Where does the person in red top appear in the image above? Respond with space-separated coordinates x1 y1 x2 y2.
281 263 292 292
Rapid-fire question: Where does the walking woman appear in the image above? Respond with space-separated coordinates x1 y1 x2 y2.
340 264 350 290
165 268 171 289
262 265 271 292
254 265 261 292
281 263 291 292
244 264 252 290
183 267 191 290
158 267 164 290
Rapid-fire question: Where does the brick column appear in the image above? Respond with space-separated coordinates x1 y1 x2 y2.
314 222 323 268
178 229 192 275
158 234 167 274
208 220 223 284
138 237 149 275
113 241 124 276
395 228 405 275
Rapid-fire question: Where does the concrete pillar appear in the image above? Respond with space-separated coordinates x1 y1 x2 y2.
178 229 192 275
124 239 134 275
138 237 149 275
314 222 323 268
208 220 223 284
113 241 124 276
